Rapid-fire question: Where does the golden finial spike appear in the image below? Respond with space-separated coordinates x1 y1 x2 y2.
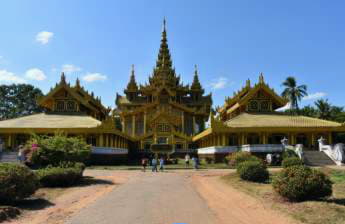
60 72 66 84
246 79 251 87
259 72 264 84
163 17 166 31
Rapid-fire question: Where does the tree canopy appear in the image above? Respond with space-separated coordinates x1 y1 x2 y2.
281 76 308 114
0 84 44 120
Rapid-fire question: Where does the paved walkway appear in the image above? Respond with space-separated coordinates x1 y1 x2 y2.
66 171 216 224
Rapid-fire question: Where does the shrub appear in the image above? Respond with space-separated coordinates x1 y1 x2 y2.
0 206 21 222
205 157 214 164
27 133 91 167
282 157 303 168
0 163 39 204
36 162 85 187
282 149 298 159
227 151 261 167
272 166 333 201
236 161 269 183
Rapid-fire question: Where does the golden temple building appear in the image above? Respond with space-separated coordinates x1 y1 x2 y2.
115 20 212 155
0 20 345 163
194 74 345 151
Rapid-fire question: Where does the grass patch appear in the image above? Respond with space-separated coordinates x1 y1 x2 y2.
222 168 345 224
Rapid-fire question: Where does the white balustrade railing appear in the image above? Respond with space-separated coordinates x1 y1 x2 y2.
92 147 128 155
198 146 239 154
318 137 345 166
241 144 284 153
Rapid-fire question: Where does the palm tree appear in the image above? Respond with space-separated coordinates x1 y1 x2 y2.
281 77 308 114
315 99 332 120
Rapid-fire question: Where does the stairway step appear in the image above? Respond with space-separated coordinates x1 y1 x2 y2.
303 151 335 166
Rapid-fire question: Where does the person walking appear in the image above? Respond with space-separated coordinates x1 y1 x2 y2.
151 157 158 172
17 145 25 163
141 157 148 172
185 154 190 168
192 156 199 170
159 157 165 172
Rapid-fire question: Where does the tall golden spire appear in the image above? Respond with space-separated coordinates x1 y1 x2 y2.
155 18 173 71
60 72 66 84
125 64 138 92
191 65 203 92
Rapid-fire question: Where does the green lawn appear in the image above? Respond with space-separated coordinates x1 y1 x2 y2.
222 167 345 224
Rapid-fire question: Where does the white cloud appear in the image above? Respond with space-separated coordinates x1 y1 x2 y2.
62 64 82 74
0 70 26 83
25 68 46 81
36 31 54 44
82 73 107 82
209 77 229 90
303 92 327 100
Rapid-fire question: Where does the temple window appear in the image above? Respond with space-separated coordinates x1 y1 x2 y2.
248 100 259 112
260 100 271 112
56 100 65 112
66 100 76 111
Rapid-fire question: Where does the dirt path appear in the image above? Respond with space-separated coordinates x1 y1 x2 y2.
66 171 217 224
192 172 297 224
5 169 297 224
4 170 132 224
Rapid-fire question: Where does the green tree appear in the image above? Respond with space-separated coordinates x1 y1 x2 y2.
281 77 308 114
0 84 44 120
315 99 332 120
298 105 317 117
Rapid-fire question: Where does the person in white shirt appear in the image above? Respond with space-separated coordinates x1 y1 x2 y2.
185 154 190 168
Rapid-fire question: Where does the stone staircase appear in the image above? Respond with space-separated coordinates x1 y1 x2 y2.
303 150 335 166
0 151 19 163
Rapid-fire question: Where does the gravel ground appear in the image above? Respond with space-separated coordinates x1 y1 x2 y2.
65 170 216 224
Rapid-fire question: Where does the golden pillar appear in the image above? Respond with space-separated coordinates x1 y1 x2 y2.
7 135 12 148
329 132 333 145
181 112 184 133
99 134 104 147
143 112 147 135
241 133 246 145
291 133 296 145
105 134 109 147
192 116 196 134
311 133 315 150
262 133 267 144
132 115 136 137
222 134 227 146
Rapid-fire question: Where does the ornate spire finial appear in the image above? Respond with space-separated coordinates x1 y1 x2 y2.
125 65 138 92
60 72 66 84
163 17 166 32
246 79 251 87
76 77 81 88
259 72 264 84
191 64 204 92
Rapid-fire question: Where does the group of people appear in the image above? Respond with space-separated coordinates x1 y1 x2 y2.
141 157 165 172
184 154 199 169
141 154 200 172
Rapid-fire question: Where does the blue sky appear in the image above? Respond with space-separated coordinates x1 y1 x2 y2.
0 0 344 108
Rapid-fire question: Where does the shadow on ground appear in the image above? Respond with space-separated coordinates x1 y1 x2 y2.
16 198 55 211
77 176 115 187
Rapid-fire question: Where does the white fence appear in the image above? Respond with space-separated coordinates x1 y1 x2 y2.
91 147 128 155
